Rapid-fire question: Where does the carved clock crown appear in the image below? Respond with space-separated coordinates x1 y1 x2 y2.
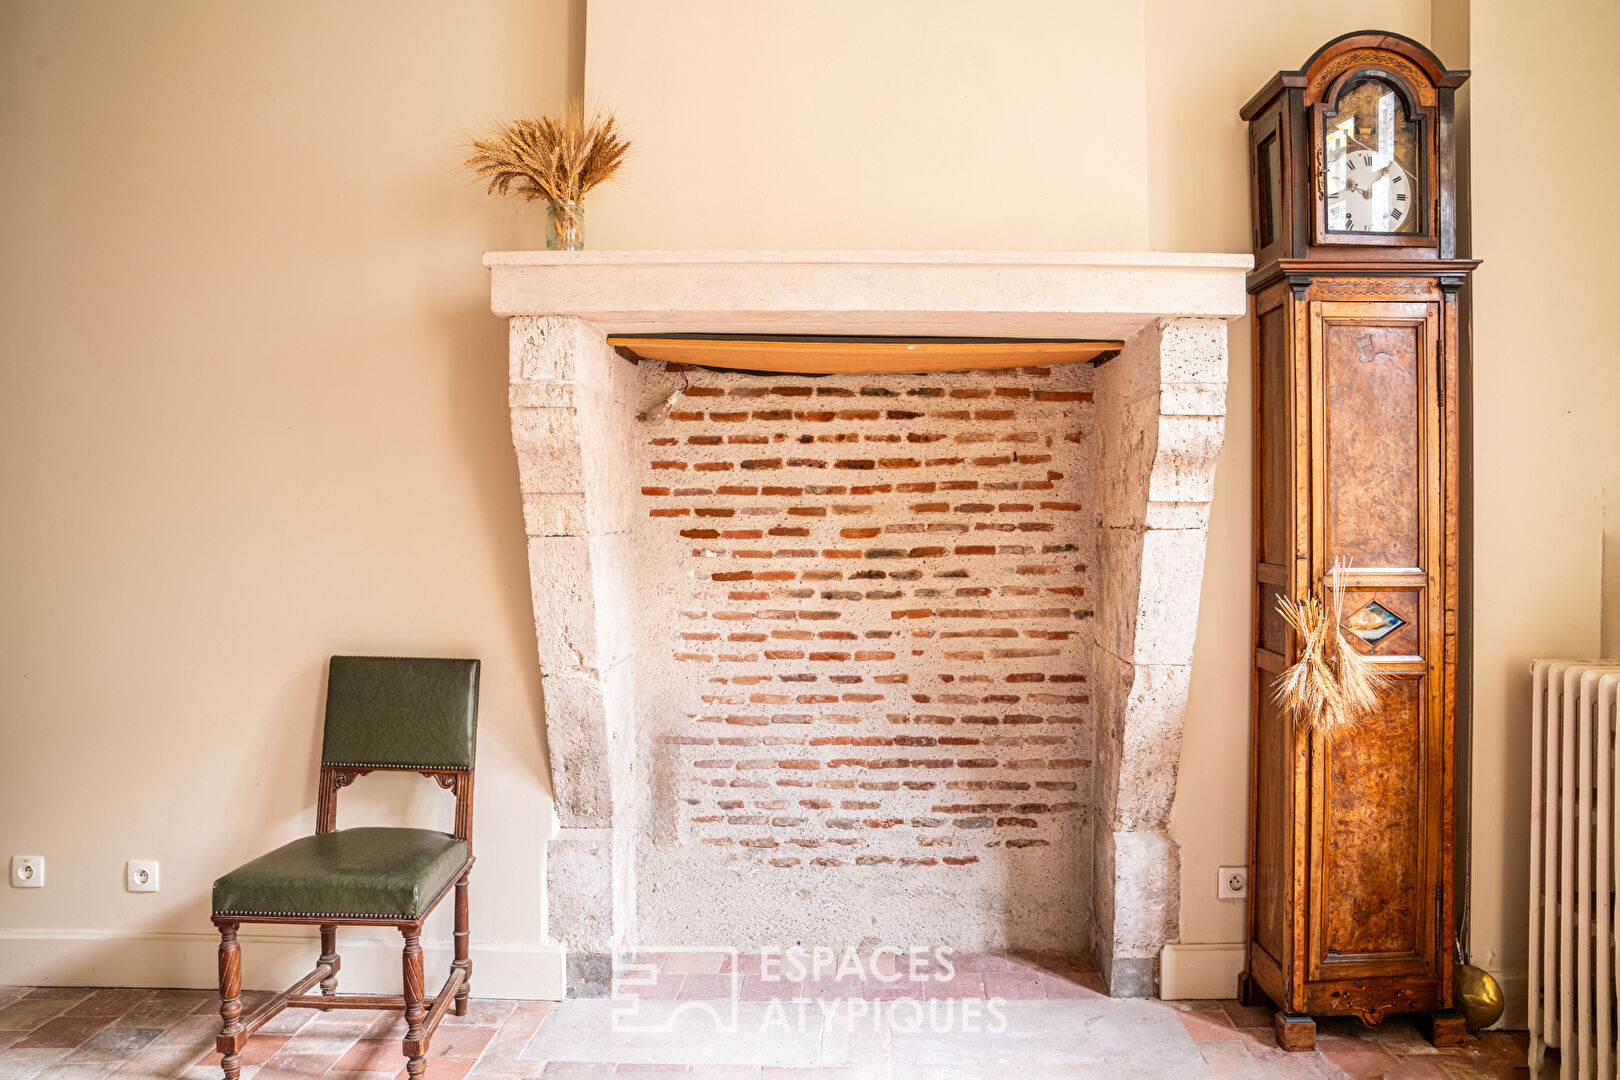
1241 31 1469 276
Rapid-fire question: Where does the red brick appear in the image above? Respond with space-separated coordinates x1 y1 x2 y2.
640 366 1091 867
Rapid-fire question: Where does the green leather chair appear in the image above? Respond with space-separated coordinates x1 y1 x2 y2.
210 656 479 1080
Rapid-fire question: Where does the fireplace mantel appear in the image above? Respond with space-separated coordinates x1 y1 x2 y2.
484 249 1251 339
488 249 1250 998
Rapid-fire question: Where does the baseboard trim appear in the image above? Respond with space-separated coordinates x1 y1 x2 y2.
1159 942 1244 1000
0 929 564 1000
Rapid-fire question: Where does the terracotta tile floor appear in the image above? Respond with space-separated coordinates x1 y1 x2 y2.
0 956 1530 1078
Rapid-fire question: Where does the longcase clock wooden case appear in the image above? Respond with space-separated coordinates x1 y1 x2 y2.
1238 31 1477 1052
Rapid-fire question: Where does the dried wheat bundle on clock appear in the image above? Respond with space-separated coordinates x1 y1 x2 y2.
1273 559 1393 735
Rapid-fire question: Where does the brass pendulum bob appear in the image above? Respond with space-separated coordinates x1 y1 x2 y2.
1454 964 1505 1031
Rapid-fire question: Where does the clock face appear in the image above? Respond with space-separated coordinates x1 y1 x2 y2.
1325 143 1415 234
1321 77 1422 237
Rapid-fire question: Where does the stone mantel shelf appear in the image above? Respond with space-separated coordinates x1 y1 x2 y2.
484 249 1252 339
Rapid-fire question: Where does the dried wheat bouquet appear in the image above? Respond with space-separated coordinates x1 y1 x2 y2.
463 103 630 205
1273 559 1393 735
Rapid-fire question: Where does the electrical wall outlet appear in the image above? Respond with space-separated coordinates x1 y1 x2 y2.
11 856 44 888
1217 865 1248 900
126 860 159 893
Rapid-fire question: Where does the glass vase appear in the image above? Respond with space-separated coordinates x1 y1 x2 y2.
546 199 584 251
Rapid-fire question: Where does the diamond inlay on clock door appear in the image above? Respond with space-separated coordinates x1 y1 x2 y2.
1346 600 1405 645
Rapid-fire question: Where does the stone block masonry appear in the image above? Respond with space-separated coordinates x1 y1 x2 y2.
631 361 1097 952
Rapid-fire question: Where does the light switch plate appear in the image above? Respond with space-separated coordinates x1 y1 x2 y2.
11 856 44 888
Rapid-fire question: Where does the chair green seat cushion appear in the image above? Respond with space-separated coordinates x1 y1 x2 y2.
212 827 469 921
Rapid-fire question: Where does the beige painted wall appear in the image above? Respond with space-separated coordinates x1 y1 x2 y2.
5 0 1617 1015
0 0 581 994
1460 0 1620 1025
582 0 1150 251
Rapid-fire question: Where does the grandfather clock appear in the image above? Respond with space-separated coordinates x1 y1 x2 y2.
1239 31 1477 1052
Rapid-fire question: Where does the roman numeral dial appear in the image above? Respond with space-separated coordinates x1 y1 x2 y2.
1324 139 1419 235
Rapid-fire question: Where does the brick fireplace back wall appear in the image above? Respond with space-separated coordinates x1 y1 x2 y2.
630 360 1098 951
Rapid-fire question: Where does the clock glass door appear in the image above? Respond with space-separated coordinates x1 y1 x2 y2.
1320 77 1423 238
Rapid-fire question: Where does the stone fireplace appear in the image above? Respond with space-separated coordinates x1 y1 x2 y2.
487 251 1249 998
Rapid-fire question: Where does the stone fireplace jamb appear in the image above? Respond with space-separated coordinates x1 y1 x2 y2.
1091 317 1228 996
509 316 640 996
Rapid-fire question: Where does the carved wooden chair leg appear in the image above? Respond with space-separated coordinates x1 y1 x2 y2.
452 873 472 1016
216 922 244 1080
402 927 427 1078
318 925 339 997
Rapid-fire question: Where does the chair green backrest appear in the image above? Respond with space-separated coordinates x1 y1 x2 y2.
320 656 479 771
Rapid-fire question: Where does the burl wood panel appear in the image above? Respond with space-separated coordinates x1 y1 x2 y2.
1316 677 1427 968
1324 320 1422 569
1254 687 1291 969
